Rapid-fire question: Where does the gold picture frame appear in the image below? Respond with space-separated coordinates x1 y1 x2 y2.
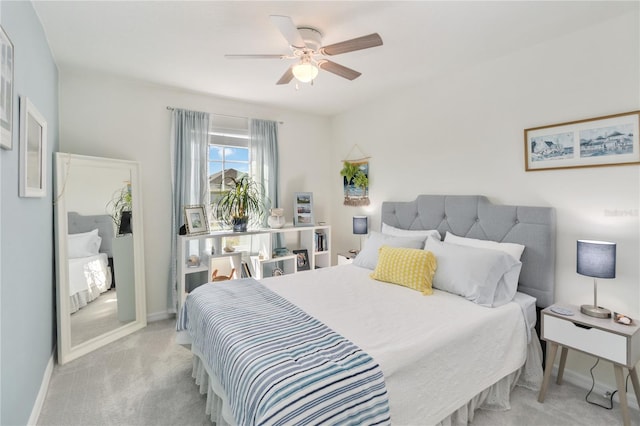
524 110 640 171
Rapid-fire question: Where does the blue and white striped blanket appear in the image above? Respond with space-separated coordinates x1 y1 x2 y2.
177 278 390 426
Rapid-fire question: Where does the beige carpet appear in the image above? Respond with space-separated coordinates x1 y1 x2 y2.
38 319 636 425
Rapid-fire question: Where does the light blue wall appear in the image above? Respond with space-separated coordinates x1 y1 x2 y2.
1 2 59 425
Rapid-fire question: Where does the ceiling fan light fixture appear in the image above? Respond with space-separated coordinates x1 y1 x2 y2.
292 61 318 83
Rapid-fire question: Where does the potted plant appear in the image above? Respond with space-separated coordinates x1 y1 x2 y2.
106 182 132 234
213 175 268 232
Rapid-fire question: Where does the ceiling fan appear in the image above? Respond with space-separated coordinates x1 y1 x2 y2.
225 15 383 85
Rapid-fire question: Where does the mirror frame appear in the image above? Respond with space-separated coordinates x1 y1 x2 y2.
54 153 147 364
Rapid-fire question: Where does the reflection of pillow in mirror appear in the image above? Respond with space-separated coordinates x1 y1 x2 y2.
68 229 102 259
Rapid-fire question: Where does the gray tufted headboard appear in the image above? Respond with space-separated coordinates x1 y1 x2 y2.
67 212 115 258
381 195 556 307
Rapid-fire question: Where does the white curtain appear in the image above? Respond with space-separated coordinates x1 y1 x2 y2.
169 108 210 313
249 119 280 224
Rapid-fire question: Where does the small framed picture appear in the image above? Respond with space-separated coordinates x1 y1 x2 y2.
184 205 210 235
293 192 314 227
293 249 310 271
19 97 47 198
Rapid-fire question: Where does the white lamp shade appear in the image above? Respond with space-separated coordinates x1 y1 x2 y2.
292 62 318 83
577 240 616 279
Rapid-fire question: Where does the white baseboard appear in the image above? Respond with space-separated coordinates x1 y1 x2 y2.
147 310 174 322
554 365 639 411
28 349 55 425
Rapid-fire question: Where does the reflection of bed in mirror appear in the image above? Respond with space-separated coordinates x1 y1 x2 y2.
67 212 114 314
55 152 146 365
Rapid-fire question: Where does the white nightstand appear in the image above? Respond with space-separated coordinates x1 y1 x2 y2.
337 251 357 265
538 304 640 426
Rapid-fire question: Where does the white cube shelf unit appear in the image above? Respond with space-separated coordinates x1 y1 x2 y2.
251 225 331 280
177 225 331 311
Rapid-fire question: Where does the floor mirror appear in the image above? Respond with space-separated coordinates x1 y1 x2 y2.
54 153 146 364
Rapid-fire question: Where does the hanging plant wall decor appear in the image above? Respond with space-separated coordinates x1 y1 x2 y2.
340 159 370 206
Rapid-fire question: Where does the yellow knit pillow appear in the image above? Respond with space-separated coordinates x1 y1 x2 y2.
370 246 437 295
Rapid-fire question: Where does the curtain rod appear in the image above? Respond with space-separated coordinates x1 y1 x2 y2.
166 106 283 124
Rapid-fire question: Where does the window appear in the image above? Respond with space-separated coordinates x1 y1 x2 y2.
208 122 249 231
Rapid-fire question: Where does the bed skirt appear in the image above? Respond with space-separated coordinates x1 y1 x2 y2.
69 284 103 314
189 331 543 425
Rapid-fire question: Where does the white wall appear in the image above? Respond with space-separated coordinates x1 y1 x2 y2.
330 11 639 388
58 70 331 317
65 164 131 217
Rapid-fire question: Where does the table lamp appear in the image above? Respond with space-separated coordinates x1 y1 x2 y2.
353 216 368 252
577 239 616 318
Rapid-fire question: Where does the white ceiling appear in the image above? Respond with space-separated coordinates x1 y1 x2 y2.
32 1 636 116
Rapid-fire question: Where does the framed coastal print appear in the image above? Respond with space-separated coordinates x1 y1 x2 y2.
184 205 210 235
525 110 640 171
293 192 314 227
293 249 310 271
19 97 47 198
0 25 14 150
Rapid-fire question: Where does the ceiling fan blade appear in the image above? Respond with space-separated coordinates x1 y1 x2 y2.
270 15 306 49
276 66 295 85
320 33 383 56
225 54 287 59
318 60 361 80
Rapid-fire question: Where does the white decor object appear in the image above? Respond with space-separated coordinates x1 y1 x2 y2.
268 208 285 228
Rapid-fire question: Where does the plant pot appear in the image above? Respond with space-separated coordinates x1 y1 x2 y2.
232 216 248 232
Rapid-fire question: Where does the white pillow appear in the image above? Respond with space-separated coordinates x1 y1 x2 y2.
353 231 425 270
424 238 522 307
444 231 525 261
381 223 441 246
68 229 102 259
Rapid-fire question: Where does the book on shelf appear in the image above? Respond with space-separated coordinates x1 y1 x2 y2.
314 231 326 252
241 261 252 278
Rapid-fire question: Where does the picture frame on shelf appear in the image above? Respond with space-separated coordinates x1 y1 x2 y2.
184 205 210 235
293 192 314 226
0 25 14 150
19 97 47 197
293 249 310 271
524 110 640 171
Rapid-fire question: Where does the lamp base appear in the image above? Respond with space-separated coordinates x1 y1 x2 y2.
580 304 612 319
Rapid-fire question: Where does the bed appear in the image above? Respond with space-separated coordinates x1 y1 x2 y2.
67 212 114 314
178 195 556 425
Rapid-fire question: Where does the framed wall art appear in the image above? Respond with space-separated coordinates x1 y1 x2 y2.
19 97 47 198
0 25 14 150
293 192 314 227
184 205 210 235
525 110 640 171
340 144 370 206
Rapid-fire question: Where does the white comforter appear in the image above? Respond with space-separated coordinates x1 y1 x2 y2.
262 264 532 425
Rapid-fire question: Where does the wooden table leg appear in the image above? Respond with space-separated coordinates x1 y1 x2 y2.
556 347 568 385
629 366 640 412
614 365 631 426
538 342 559 403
